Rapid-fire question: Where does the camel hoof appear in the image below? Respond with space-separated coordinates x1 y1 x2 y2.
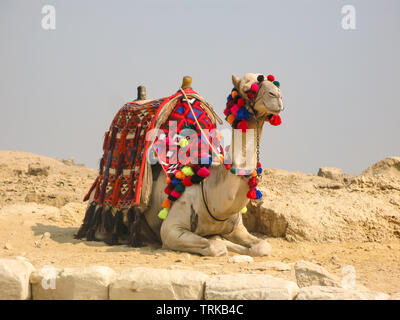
249 241 272 256
208 240 228 257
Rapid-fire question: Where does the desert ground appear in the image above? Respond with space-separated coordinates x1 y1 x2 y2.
0 150 399 295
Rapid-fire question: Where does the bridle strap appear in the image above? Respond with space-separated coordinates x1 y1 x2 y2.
200 180 228 222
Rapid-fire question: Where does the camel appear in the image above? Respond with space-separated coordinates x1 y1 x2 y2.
79 73 283 256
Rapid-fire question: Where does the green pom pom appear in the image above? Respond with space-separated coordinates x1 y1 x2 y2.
179 138 189 148
241 206 248 214
273 80 280 88
181 166 194 176
230 167 237 174
158 208 169 220
174 183 185 193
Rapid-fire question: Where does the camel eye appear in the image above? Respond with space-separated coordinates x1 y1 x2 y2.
268 91 276 97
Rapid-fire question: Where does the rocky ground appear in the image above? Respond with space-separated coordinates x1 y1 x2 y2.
0 150 399 297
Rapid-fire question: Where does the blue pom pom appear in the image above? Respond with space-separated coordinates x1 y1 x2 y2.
227 94 232 101
236 107 251 121
171 178 181 186
257 167 263 175
255 188 263 199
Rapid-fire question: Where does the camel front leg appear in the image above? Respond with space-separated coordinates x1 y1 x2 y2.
223 215 272 257
160 210 228 257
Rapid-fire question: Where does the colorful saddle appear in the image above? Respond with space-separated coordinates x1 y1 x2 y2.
76 87 221 245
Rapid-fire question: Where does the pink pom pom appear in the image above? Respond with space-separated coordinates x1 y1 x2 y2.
238 169 246 176
170 190 181 198
250 83 259 92
231 104 240 116
197 166 210 178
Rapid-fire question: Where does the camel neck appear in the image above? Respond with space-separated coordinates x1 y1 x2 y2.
230 119 262 170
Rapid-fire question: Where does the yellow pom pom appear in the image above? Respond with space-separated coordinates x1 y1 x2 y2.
231 91 238 98
181 166 194 176
241 206 248 214
179 138 189 148
158 208 169 220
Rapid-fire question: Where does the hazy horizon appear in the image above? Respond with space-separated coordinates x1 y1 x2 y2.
1 0 399 174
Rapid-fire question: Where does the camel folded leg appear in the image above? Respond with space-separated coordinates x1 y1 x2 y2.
223 215 272 257
160 210 229 256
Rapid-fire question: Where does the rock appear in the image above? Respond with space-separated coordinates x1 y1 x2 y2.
294 260 341 287
228 255 254 264
27 163 49 176
250 261 291 271
167 265 193 270
25 191 77 208
41 232 51 240
243 165 400 242
61 158 75 166
362 157 400 178
109 268 208 300
317 167 344 180
205 274 299 300
390 293 400 300
0 258 35 300
295 286 389 300
30 266 116 300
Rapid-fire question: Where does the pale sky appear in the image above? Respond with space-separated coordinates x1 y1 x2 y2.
0 0 399 174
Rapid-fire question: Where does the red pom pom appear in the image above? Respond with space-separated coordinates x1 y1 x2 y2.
182 176 193 187
237 98 244 107
247 91 255 100
223 108 230 116
248 177 258 188
164 185 173 195
247 188 257 199
225 164 232 170
257 162 262 168
269 114 282 126
237 120 249 132
197 166 210 178
267 74 275 82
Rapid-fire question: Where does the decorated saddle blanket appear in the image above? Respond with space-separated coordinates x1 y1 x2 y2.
84 88 221 210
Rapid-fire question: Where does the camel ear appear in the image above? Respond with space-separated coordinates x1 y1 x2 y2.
232 74 240 89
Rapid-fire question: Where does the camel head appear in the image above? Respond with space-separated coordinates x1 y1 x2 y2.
231 73 283 120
